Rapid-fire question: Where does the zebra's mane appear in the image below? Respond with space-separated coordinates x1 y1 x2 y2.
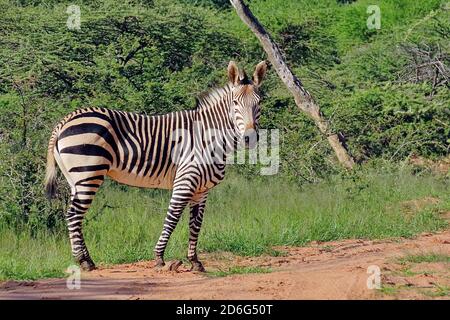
195 83 233 111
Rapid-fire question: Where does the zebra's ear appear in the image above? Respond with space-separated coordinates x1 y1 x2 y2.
228 61 240 85
253 61 267 87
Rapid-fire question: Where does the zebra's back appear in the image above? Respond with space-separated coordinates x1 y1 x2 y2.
54 107 195 190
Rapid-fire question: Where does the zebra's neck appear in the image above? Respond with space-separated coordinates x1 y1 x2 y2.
194 84 240 159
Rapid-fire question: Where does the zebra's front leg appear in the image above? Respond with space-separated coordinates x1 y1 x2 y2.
154 184 193 268
188 194 208 272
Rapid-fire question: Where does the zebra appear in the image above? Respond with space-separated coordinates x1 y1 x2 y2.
44 61 267 272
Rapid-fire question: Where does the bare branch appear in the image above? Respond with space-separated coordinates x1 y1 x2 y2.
230 0 355 169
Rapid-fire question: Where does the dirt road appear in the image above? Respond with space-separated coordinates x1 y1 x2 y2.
1 230 449 300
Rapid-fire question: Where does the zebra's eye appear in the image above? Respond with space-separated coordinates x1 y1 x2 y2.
233 100 239 106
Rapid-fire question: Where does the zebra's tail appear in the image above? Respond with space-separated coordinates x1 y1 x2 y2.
45 129 58 199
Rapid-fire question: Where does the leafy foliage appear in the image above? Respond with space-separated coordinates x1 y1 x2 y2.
0 0 448 230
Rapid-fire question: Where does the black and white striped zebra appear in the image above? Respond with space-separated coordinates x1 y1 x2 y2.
44 61 267 271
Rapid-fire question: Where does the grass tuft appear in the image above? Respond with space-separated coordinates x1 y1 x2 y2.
398 253 450 264
208 266 272 277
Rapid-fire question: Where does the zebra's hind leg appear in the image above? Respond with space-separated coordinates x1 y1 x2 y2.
66 175 104 271
188 193 208 272
154 182 194 268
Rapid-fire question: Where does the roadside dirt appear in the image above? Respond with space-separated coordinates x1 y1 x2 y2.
1 227 449 300
409 155 450 175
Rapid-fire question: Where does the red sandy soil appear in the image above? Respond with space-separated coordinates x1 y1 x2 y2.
1 228 449 300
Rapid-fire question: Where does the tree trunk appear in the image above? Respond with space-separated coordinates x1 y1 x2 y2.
230 0 355 169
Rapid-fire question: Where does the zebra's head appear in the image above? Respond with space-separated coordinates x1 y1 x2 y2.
227 60 267 149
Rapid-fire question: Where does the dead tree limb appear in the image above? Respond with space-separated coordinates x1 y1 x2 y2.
230 0 355 169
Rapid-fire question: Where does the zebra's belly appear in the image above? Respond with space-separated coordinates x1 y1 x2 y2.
106 168 175 190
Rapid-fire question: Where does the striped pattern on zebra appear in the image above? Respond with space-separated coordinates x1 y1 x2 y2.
44 61 267 271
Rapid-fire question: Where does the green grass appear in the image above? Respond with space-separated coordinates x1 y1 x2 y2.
379 284 449 298
398 253 450 264
395 253 449 278
379 285 399 296
0 166 449 280
208 266 272 278
424 285 450 297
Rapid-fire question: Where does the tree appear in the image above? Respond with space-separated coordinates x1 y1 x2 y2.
230 0 355 169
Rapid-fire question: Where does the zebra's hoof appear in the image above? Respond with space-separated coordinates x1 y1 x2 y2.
154 258 165 269
80 260 96 271
167 260 183 271
190 261 206 272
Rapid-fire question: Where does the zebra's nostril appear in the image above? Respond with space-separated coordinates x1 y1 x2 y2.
243 128 258 148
